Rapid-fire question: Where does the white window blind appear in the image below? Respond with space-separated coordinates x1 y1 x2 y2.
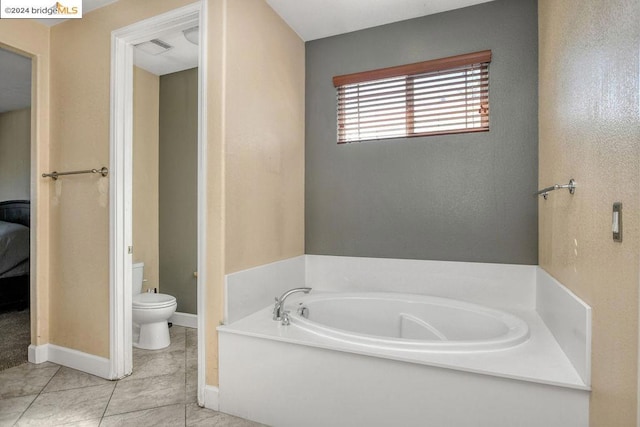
334 50 491 144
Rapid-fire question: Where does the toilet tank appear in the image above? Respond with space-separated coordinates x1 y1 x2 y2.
132 262 144 295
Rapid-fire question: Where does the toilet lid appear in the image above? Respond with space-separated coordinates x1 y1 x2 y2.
132 293 176 309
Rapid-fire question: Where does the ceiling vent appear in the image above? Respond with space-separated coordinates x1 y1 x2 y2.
135 39 173 55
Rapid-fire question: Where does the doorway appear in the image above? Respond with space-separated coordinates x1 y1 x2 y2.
132 22 199 335
0 46 32 370
110 2 207 405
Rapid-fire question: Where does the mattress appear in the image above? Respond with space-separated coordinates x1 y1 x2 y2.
0 220 30 279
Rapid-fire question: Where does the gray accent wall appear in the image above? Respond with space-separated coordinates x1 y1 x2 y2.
159 68 198 314
305 0 538 265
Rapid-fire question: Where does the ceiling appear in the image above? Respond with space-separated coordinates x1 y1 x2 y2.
265 0 495 41
0 48 31 114
36 0 495 40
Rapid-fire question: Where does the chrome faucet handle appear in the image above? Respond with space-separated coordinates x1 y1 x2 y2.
273 287 312 324
272 297 282 320
281 311 291 326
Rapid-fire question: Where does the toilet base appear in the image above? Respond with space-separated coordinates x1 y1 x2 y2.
133 321 171 350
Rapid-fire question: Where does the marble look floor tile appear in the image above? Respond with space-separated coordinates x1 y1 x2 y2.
43 367 111 393
184 383 197 404
166 336 186 353
105 372 186 416
0 363 60 399
186 328 197 348
186 404 265 427
186 343 197 362
186 358 197 377
186 354 197 371
125 349 185 382
0 394 37 427
185 363 197 404
101 403 185 427
170 326 187 336
0 328 205 426
184 387 198 405
15 383 114 426
132 346 147 359
56 418 101 426
169 326 186 345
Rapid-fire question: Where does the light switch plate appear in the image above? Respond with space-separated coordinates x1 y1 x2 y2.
612 202 622 242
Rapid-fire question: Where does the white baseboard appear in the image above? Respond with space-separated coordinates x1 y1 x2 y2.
28 344 48 364
27 343 111 379
204 385 219 411
170 312 198 329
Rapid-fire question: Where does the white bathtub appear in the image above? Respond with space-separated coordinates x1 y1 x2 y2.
219 257 590 427
289 292 530 352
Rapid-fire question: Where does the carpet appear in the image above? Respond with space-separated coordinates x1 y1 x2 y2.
0 309 30 371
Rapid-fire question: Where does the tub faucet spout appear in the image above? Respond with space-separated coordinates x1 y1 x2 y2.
273 287 312 325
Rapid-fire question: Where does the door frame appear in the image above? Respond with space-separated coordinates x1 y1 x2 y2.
109 1 207 405
0 38 46 362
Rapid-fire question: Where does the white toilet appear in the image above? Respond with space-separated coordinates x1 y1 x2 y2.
132 262 177 350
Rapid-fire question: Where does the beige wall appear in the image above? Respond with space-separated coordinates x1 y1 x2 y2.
202 0 305 385
0 108 31 200
133 67 160 293
48 0 193 358
538 1 640 425
0 19 51 347
224 0 305 274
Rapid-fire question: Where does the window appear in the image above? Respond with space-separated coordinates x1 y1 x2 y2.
334 50 491 144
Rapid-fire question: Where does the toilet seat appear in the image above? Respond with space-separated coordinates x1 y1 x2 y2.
132 293 176 309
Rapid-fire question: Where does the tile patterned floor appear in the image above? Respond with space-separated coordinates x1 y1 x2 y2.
0 326 265 426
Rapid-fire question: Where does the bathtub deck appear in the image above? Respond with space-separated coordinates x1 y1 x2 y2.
218 303 589 427
218 298 588 391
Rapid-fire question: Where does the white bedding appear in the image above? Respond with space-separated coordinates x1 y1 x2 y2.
0 220 30 279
